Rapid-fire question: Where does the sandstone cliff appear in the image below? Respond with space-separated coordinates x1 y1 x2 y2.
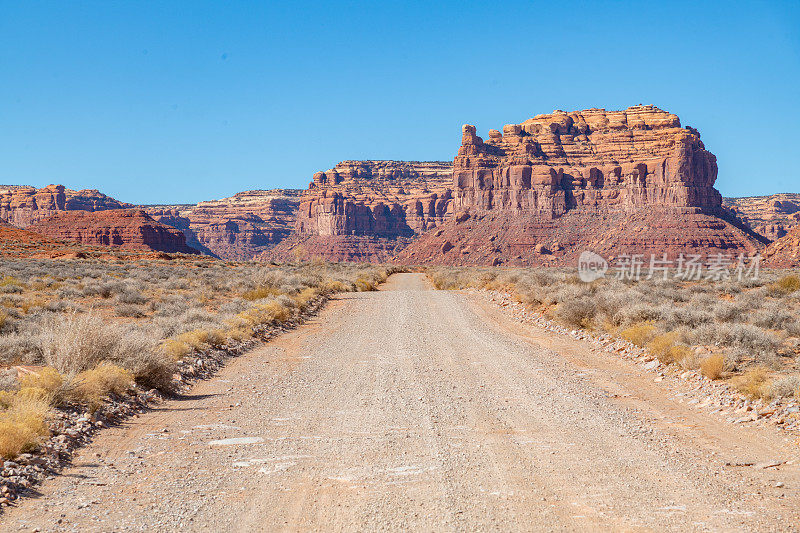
145 189 302 260
28 209 199 254
396 105 767 266
265 161 453 262
764 225 800 267
0 184 133 227
723 194 800 241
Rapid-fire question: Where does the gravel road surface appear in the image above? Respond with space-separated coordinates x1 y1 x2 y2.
2 273 799 532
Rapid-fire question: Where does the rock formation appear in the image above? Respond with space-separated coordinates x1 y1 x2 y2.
396 106 767 266
0 184 133 227
28 209 199 254
145 189 302 260
723 194 800 241
764 225 800 267
265 161 453 262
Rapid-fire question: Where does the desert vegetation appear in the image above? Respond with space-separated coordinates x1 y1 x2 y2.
0 257 395 458
429 267 800 401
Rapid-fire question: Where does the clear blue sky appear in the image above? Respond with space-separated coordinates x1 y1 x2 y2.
1 1 798 204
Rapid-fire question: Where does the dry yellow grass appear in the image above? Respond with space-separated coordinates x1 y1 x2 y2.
647 332 681 363
0 394 50 458
243 286 283 301
619 321 658 347
700 354 725 380
355 277 377 292
732 367 771 398
19 367 65 394
294 287 320 311
321 280 348 294
176 329 212 351
236 300 292 326
68 363 134 409
768 274 800 296
161 338 192 359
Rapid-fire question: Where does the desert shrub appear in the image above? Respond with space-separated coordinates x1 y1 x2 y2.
19 367 64 397
618 303 664 328
68 363 133 409
713 301 748 322
117 289 148 305
689 323 779 354
752 303 796 330
219 298 249 316
161 339 192 360
115 303 146 318
646 332 685 363
82 279 125 298
110 327 177 392
766 375 800 399
153 298 190 317
554 298 597 328
236 300 292 326
768 274 800 297
662 307 714 328
0 368 18 392
700 354 725 380
243 286 283 301
56 286 83 299
732 367 771 399
39 312 120 373
0 332 42 365
619 321 659 347
0 394 50 458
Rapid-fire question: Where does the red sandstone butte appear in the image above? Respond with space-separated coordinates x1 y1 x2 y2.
28 209 199 254
395 105 767 266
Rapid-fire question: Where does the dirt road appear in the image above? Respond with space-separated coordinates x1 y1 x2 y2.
2 273 799 532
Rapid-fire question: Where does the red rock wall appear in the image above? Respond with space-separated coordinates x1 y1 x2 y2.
297 160 453 236
28 209 199 254
0 185 133 228
723 194 800 241
145 189 302 260
452 106 722 216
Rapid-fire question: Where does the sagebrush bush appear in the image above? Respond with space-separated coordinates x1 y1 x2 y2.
39 312 120 373
115 303 146 318
554 298 597 328
767 375 800 399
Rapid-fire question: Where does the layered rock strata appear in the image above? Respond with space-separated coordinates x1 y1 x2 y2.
270 160 453 261
0 185 133 227
28 209 199 254
145 190 302 260
397 105 767 265
723 194 800 241
764 225 800 267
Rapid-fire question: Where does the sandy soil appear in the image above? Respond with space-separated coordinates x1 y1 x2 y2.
2 273 799 532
